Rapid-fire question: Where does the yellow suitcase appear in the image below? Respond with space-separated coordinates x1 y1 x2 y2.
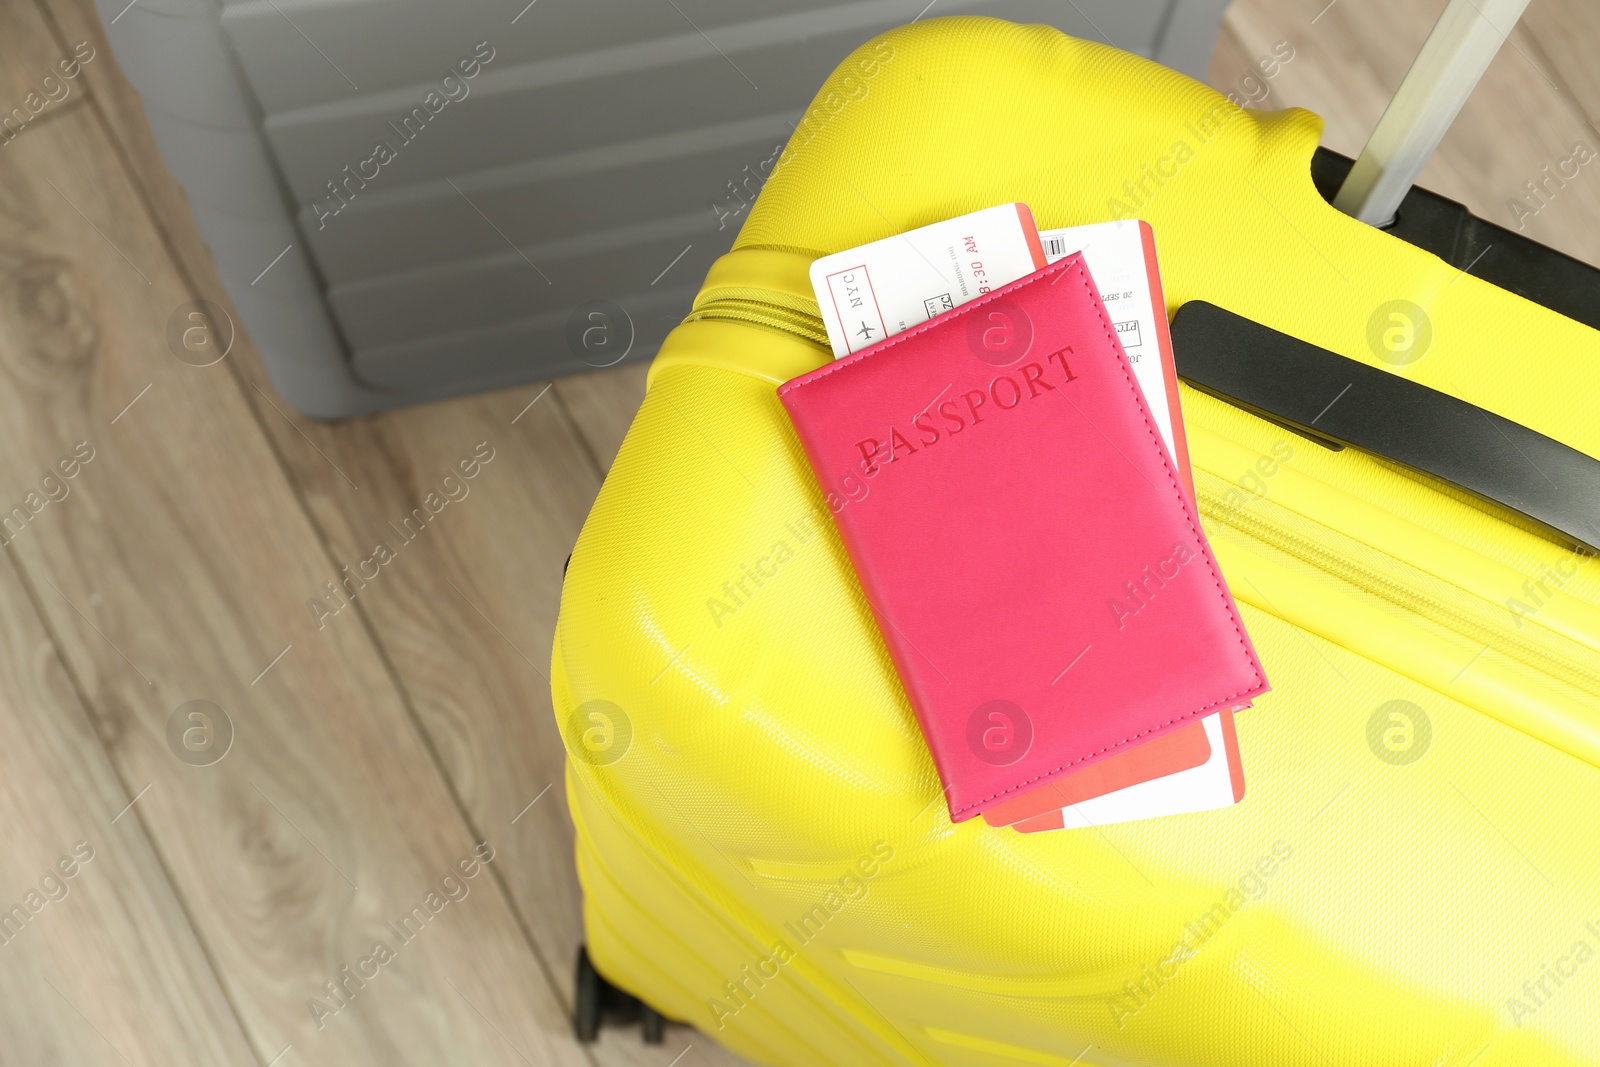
553 16 1600 1066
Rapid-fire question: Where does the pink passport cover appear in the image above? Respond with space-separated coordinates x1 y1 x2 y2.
777 254 1268 821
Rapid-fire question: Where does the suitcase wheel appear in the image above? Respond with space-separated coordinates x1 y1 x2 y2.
574 944 604 1042
574 943 670 1045
641 1004 666 1043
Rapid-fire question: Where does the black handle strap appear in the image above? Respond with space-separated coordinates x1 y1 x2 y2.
1170 300 1600 552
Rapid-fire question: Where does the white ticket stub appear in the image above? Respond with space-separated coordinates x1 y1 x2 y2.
1038 219 1182 459
810 203 1047 359
1049 713 1243 830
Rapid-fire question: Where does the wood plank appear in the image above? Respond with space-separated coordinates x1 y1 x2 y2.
0 538 258 1067
1205 16 1259 105
553 363 651 476
243 383 598 983
1220 0 1405 157
1514 3 1600 254
217 368 754 1066
0 106 589 1067
0 0 93 139
29 4 744 1059
1220 0 1600 267
0 6 254 1064
34 0 230 321
236 318 759 1065
1521 0 1600 130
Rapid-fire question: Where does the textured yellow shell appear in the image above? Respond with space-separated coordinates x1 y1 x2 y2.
554 17 1600 1066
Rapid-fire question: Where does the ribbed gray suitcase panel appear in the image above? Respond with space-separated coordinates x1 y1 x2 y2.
98 0 1228 415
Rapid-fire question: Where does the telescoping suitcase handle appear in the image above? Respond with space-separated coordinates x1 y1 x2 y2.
1332 0 1532 227
1173 0 1600 551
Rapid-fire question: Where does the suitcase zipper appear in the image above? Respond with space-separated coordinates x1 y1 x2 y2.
683 294 830 348
685 294 1600 697
1192 474 1600 695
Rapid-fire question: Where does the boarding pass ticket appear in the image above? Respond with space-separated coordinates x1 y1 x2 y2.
810 203 1047 359
811 208 1186 461
1037 219 1183 460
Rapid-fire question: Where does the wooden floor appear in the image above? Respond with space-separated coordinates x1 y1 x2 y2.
2 0 1596 1064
